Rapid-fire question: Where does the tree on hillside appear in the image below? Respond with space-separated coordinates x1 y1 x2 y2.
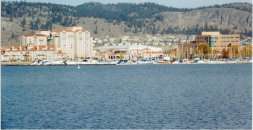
9 16 13 22
94 20 98 34
30 21 38 30
35 18 41 30
21 18 26 31
94 25 98 34
11 32 15 39
21 18 26 27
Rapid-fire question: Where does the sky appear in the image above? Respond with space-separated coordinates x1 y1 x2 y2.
5 0 252 8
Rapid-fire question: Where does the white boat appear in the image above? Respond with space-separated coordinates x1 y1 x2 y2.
96 61 117 65
66 60 117 65
196 60 205 64
137 60 154 64
43 60 64 65
31 61 43 65
116 60 136 65
172 60 181 64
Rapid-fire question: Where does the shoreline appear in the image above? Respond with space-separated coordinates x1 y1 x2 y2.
1 62 252 66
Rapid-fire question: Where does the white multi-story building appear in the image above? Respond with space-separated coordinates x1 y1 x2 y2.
52 26 93 59
20 33 48 46
20 26 94 60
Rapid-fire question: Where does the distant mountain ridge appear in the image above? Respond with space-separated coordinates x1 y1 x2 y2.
194 2 252 12
1 1 252 46
76 2 252 20
2 2 251 21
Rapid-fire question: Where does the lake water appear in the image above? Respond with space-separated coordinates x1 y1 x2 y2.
1 64 252 129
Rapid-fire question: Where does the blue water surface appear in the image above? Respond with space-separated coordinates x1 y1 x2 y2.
1 64 252 129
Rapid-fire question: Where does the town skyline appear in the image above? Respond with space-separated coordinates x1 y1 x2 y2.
4 0 252 8
1 25 252 65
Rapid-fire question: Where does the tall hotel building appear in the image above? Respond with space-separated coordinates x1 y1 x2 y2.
20 26 93 59
52 26 93 59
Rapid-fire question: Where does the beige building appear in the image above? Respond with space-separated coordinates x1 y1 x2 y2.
200 32 240 47
195 32 241 58
0 45 61 62
20 26 94 60
52 26 93 59
220 34 240 47
21 33 48 46
96 45 163 61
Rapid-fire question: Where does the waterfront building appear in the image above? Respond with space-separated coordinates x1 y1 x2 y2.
240 41 252 58
20 33 48 46
176 41 197 59
96 45 163 61
196 32 240 46
164 31 243 59
195 32 241 58
52 26 93 59
0 45 61 63
19 26 94 60
163 45 177 58
1 50 26 62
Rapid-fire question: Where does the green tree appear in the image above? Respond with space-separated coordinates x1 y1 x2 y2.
35 18 41 30
21 18 26 28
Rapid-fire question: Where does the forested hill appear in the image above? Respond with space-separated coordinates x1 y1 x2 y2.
76 2 252 21
1 1 252 45
76 2 190 21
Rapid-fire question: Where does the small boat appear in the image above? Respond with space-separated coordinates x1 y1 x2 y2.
197 60 205 64
63 60 68 65
137 59 154 64
116 60 136 65
31 60 42 65
172 60 181 64
41 60 65 65
77 64 80 69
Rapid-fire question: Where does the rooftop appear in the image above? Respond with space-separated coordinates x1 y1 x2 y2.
52 26 85 33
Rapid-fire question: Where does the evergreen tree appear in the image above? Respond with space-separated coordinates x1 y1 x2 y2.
35 18 41 30
21 18 26 28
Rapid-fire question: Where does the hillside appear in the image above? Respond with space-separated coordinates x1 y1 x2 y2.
1 1 252 46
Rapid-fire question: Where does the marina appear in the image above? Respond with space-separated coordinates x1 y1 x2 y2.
2 58 252 66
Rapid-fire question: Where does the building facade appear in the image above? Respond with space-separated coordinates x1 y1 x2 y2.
96 45 163 61
196 32 240 47
52 26 93 59
21 33 48 46
0 45 61 63
195 32 241 58
19 26 94 60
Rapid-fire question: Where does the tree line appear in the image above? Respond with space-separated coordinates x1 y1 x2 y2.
1 1 252 35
